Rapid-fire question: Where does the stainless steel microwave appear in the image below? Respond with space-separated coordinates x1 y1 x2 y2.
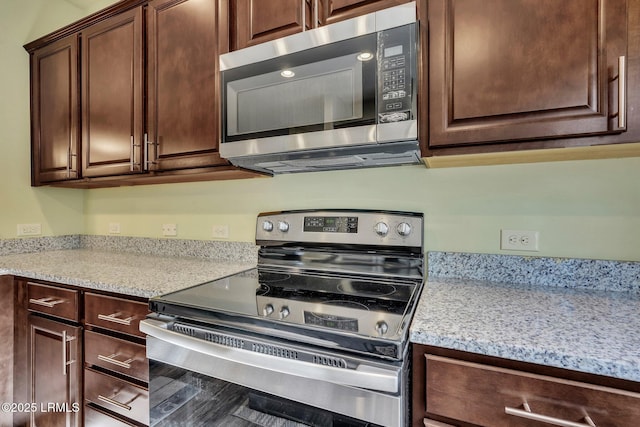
219 2 421 174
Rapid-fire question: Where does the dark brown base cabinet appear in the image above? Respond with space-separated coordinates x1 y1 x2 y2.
28 315 83 427
12 278 149 427
84 292 150 426
412 345 640 427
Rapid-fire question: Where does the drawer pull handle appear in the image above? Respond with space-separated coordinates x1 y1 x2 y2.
97 394 133 412
505 402 597 427
98 312 134 326
98 353 133 369
29 297 65 308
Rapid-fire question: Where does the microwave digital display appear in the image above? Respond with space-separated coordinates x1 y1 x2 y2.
384 45 403 57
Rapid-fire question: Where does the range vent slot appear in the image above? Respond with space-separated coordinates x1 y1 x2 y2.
205 332 245 349
312 355 347 368
251 343 299 360
173 324 197 337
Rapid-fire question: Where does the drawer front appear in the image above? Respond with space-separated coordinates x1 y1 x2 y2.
85 369 149 425
27 282 79 321
85 293 149 338
85 405 137 427
426 355 640 427
85 330 148 382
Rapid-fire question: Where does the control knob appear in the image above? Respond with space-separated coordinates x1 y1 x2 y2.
279 306 290 319
375 321 389 336
396 222 412 237
263 304 274 316
278 221 290 232
374 222 389 236
262 221 274 232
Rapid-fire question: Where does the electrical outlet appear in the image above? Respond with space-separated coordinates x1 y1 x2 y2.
17 223 42 236
162 223 177 236
108 222 121 234
212 224 230 239
500 229 539 251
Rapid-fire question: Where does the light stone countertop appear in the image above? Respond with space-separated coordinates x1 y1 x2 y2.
0 249 255 298
409 277 640 382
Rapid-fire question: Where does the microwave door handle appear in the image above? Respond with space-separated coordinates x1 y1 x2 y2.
140 318 398 393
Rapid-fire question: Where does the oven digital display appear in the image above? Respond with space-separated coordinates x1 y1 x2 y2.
304 311 358 332
303 216 358 233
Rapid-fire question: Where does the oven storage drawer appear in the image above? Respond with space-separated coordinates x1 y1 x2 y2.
425 355 640 426
85 368 149 425
85 330 148 382
28 281 80 321
85 292 149 338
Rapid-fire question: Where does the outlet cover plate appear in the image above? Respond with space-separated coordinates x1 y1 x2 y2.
212 224 230 239
500 229 540 251
162 223 177 236
17 223 42 236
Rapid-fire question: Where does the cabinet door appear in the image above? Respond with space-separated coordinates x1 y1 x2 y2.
317 0 409 26
231 0 312 50
147 0 229 170
28 315 82 427
81 7 143 177
30 34 79 185
428 0 628 148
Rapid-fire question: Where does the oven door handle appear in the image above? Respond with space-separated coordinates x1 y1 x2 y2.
140 318 399 393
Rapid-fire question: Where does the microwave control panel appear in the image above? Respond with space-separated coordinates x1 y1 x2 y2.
377 23 417 123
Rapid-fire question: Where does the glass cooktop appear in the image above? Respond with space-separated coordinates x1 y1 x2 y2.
154 267 419 318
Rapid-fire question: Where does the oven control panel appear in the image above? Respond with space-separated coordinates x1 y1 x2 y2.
256 295 401 339
256 210 423 248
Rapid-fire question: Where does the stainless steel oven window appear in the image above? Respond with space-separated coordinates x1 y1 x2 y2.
149 361 386 427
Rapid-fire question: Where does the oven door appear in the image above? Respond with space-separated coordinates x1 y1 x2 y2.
141 318 407 427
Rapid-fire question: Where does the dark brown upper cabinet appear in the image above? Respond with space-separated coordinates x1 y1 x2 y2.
427 0 628 149
228 0 410 51
230 0 312 49
25 0 262 188
82 7 144 178
29 34 80 185
146 0 228 171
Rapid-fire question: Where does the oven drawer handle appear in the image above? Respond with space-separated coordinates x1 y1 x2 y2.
505 403 597 427
98 312 134 326
140 318 399 393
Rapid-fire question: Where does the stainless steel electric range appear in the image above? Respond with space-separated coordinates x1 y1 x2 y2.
140 209 425 427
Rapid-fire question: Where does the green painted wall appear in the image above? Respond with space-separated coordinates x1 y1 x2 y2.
83 158 640 261
2 1 640 261
0 0 90 239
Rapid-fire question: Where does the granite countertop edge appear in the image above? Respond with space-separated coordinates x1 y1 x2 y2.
0 248 256 299
409 277 640 383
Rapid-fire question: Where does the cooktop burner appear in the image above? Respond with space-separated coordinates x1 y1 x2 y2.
337 281 397 297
